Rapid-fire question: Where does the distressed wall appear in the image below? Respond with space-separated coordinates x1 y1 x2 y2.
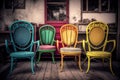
0 0 44 28
0 0 116 29
83 13 116 24
69 0 81 23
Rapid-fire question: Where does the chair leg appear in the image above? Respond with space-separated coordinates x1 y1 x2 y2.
51 52 55 64
86 56 90 73
31 57 35 74
78 55 83 72
110 57 115 75
37 52 41 63
82 57 87 66
102 58 105 66
34 56 38 69
10 57 14 73
60 54 64 72
75 56 77 62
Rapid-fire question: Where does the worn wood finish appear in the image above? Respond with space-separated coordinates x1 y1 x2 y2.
0 61 120 80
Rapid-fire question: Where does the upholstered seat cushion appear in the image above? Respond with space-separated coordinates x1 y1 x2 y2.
40 45 56 50
60 47 81 52
10 51 34 58
87 51 111 57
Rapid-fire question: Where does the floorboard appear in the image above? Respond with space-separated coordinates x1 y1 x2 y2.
0 60 120 80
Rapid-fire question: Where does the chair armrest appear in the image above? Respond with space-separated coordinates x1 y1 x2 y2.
52 40 56 45
82 40 88 53
56 40 62 52
74 40 82 48
53 40 55 42
33 40 40 53
77 40 83 44
106 40 116 53
5 40 12 54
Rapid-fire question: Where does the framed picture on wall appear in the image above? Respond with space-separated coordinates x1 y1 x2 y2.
5 0 25 9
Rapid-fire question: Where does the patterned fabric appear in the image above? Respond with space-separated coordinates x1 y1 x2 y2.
60 47 81 52
13 27 31 47
62 30 76 45
10 52 34 57
87 51 111 57
40 45 56 50
89 27 105 46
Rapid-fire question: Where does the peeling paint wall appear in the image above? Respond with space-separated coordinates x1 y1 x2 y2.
69 0 81 23
1 0 44 27
0 0 116 28
83 13 116 24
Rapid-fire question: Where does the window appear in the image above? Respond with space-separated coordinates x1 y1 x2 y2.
5 0 25 9
82 0 117 12
46 0 67 21
88 0 99 11
101 0 108 11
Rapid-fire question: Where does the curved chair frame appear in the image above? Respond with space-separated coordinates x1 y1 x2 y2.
37 25 56 63
82 21 116 75
5 20 39 74
57 24 83 72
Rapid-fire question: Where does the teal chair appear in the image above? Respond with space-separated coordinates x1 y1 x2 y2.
5 20 39 74
37 25 56 63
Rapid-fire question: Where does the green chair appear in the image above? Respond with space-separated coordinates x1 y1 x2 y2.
5 20 39 74
37 25 56 63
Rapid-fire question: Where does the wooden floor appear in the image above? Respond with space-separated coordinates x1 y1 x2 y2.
0 60 120 80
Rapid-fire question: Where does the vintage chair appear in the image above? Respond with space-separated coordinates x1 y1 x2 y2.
5 20 39 74
82 21 116 75
37 25 56 63
56 24 82 72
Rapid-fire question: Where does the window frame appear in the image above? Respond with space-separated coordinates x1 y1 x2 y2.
82 0 117 13
45 0 69 24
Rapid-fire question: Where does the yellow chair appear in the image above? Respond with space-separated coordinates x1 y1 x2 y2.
82 21 116 75
56 24 82 72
